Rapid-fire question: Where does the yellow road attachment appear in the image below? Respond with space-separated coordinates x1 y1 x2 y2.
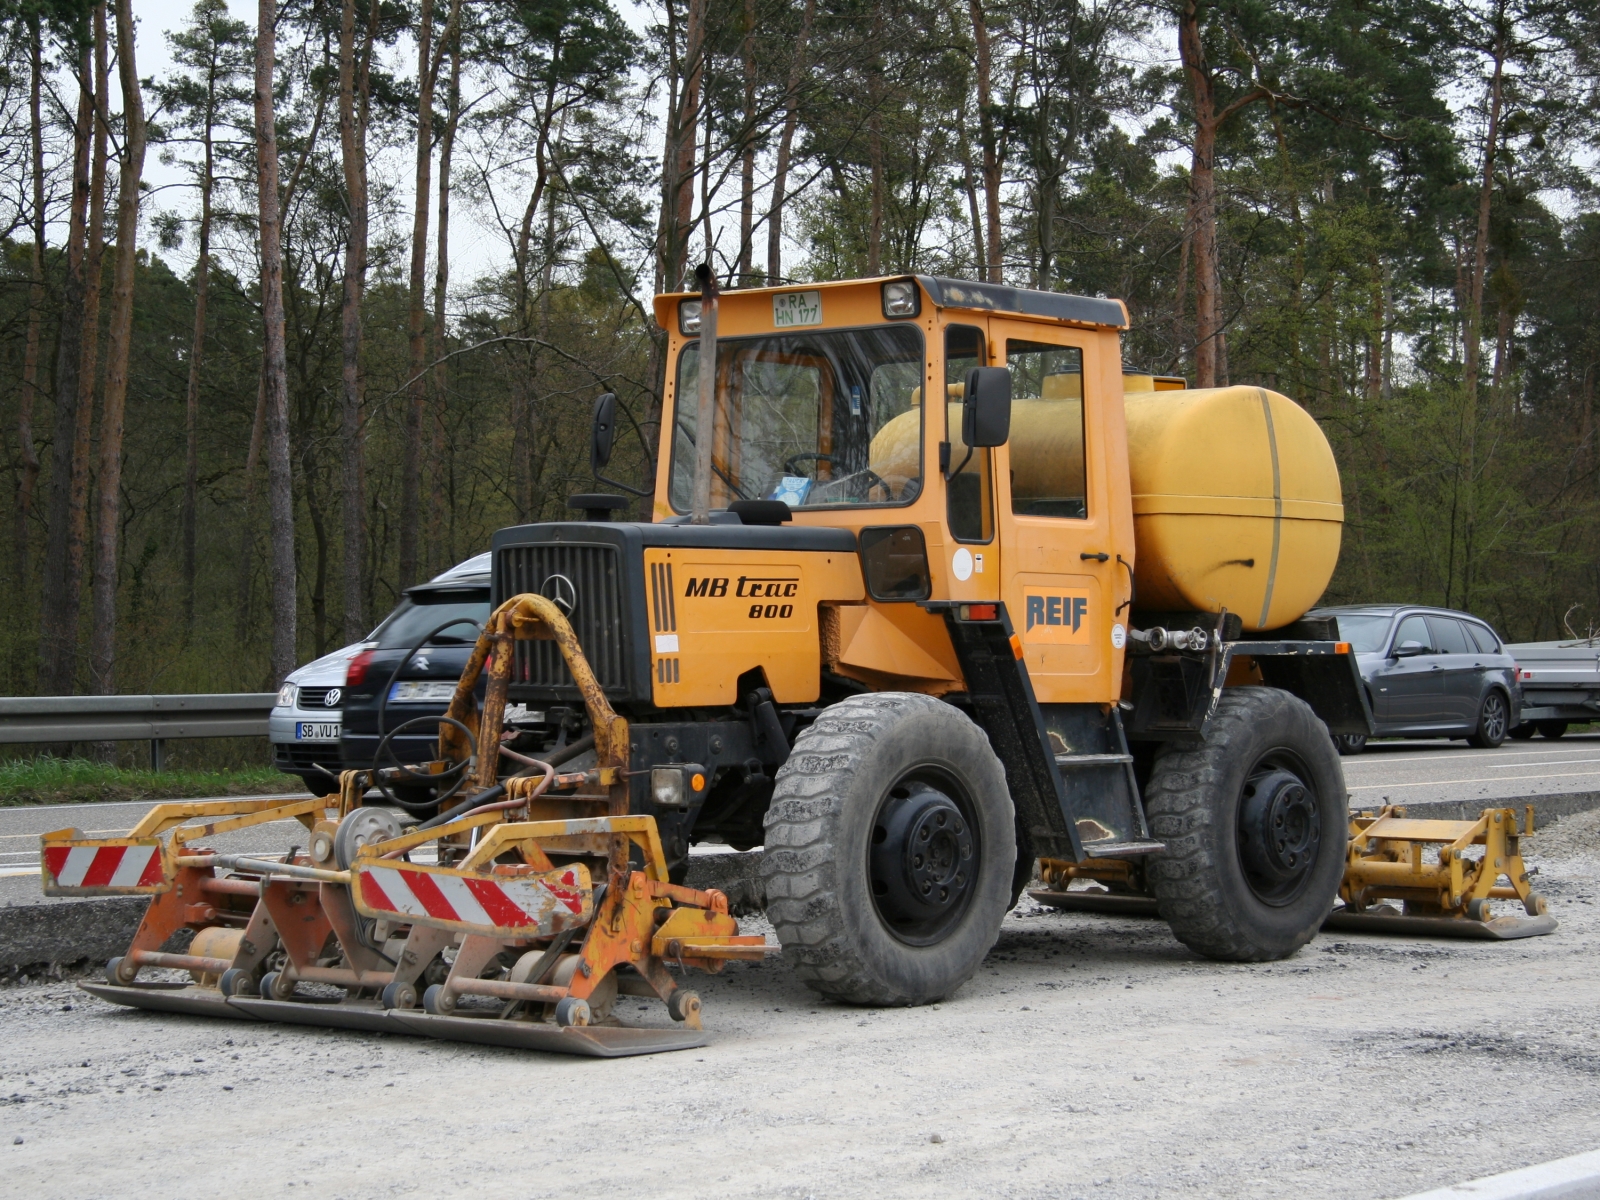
1327 805 1557 940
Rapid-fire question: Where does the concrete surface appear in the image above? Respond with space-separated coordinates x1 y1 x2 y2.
1395 1147 1600 1200
3 808 1599 1199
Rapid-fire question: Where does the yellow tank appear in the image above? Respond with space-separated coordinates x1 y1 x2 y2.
1123 384 1342 630
867 380 1343 631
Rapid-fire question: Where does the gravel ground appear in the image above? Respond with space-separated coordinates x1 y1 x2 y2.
3 814 1599 1200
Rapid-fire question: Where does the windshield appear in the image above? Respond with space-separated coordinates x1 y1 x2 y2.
1332 614 1393 653
376 590 490 649
670 325 925 511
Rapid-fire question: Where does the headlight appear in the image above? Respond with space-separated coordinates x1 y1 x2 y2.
650 764 709 809
881 279 920 318
679 299 703 335
276 683 297 708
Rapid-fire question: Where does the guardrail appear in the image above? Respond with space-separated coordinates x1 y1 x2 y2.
0 693 275 768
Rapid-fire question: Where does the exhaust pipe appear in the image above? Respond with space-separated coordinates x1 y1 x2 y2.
690 263 720 525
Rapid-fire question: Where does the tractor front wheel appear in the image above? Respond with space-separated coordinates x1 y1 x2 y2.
760 692 1015 1006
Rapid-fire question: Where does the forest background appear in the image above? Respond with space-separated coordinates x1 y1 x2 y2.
1 0 1598 727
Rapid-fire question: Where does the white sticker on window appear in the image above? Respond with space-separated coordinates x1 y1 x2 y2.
773 290 822 328
952 547 974 582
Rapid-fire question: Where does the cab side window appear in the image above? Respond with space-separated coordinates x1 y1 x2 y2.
945 325 993 542
1006 340 1087 518
1393 615 1433 654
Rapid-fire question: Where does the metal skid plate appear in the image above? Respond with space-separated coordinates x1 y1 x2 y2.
1322 909 1559 940
1029 888 1160 917
78 981 707 1056
78 982 259 1020
227 997 411 1033
386 1010 709 1057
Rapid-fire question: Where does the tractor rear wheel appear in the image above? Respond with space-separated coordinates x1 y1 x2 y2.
1144 687 1346 962
760 692 1015 1005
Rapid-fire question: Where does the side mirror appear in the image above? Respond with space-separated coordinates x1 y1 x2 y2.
1394 640 1425 658
962 367 1011 448
591 392 617 471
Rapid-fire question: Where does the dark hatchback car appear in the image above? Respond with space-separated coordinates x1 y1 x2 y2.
1308 605 1521 753
340 572 491 799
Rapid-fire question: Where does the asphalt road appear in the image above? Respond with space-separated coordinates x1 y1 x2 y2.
4 734 1599 905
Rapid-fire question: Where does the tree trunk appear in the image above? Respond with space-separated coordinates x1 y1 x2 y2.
675 0 706 280
738 0 756 282
765 0 816 284
399 0 439 590
69 5 111 691
15 16 46 599
1178 0 1219 387
41 48 93 695
1459 17 1505 612
256 0 297 685
337 0 372 640
429 18 461 577
959 119 985 278
868 0 885 275
182 40 219 630
89 0 146 698
969 0 1002 283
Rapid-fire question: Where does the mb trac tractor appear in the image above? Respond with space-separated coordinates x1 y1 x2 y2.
51 272 1550 1053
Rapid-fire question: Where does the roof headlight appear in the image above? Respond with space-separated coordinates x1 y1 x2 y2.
881 279 920 318
679 299 703 335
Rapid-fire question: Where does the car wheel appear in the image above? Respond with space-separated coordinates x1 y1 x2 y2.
1537 721 1569 740
1467 691 1509 749
1508 724 1536 741
1331 732 1367 756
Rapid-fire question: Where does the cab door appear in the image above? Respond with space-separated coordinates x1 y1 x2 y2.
990 321 1124 704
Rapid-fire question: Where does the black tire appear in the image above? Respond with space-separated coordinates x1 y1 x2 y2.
1144 687 1346 962
1331 732 1367 756
760 692 1015 1005
1508 723 1537 740
1537 720 1569 740
1467 690 1510 748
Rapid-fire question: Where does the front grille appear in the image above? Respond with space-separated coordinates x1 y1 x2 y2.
297 686 341 709
496 542 627 692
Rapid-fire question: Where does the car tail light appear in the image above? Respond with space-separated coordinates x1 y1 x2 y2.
346 649 376 687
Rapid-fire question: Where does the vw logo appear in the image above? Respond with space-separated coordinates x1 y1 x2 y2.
325 688 342 707
541 573 578 614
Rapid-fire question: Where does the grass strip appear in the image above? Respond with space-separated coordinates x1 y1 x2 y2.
0 757 307 807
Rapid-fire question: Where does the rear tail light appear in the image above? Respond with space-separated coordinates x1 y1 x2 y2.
346 649 376 687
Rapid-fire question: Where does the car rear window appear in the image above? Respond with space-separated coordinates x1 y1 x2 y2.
1331 614 1392 653
1466 623 1501 653
1427 616 1474 655
376 590 490 649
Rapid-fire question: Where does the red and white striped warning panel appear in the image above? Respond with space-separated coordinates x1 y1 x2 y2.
351 861 592 937
40 836 168 895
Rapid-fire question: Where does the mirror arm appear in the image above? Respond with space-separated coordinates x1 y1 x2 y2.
594 471 652 498
940 440 974 481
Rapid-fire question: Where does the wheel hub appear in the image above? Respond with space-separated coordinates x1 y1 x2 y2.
1237 767 1320 904
870 780 976 942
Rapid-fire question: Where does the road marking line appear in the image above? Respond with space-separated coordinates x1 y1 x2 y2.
1350 768 1600 790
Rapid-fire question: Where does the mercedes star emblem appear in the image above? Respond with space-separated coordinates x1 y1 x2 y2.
325 688 342 707
541 573 578 614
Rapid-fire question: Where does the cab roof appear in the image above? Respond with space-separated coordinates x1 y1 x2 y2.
651 274 1129 333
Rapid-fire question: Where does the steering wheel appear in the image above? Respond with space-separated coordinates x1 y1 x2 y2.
783 452 840 478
